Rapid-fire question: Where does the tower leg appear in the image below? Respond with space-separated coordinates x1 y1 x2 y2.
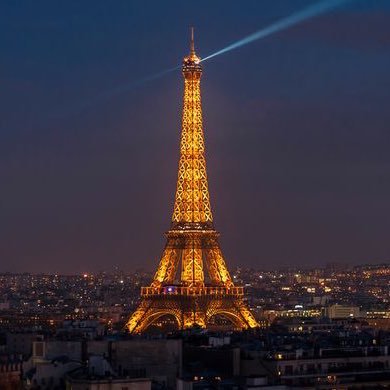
126 300 153 334
127 298 185 334
235 301 259 329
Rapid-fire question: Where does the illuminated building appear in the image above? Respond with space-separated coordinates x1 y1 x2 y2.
324 304 361 319
126 30 258 333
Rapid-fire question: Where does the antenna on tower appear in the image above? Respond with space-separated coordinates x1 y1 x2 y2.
190 26 195 54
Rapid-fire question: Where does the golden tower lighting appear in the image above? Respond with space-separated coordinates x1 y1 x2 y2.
126 29 258 333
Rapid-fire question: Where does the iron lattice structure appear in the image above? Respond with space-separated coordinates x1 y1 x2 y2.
127 30 258 333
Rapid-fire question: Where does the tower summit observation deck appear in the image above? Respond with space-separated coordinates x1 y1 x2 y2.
126 29 258 333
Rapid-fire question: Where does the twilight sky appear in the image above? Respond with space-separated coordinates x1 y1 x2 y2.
0 0 389 273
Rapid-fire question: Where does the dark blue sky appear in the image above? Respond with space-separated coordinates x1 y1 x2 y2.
0 0 389 273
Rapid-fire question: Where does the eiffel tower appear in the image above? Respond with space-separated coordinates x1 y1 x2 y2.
126 29 258 333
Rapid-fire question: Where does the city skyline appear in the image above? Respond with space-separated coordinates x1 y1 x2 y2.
1 0 390 273
1 262 389 387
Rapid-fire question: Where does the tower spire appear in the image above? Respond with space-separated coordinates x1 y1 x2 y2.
190 26 195 55
174 26 210 229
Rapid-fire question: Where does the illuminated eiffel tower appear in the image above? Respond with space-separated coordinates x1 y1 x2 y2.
127 29 258 333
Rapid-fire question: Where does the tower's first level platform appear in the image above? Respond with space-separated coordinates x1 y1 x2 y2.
141 285 244 297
